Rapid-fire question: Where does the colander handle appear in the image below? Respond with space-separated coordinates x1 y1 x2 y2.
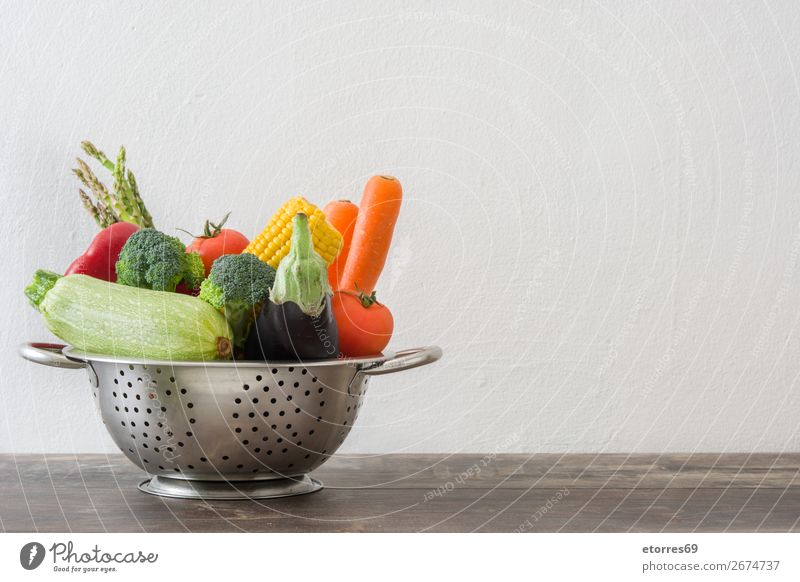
19 342 86 369
358 345 443 376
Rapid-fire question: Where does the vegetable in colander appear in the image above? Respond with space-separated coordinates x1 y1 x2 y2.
25 270 232 360
246 213 339 360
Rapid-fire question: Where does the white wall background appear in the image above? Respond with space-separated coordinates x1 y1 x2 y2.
2 0 800 454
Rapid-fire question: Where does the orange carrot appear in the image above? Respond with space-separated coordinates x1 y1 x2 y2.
323 199 359 289
340 175 402 293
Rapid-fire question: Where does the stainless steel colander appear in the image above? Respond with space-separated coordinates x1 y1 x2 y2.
19 342 442 500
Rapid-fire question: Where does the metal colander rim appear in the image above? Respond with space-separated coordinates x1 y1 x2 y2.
62 346 394 369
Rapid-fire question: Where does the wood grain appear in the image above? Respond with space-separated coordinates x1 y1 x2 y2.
2 454 799 532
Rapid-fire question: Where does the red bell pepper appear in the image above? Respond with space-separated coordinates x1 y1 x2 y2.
65 221 140 282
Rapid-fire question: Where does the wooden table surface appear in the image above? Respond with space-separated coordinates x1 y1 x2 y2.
2 453 799 532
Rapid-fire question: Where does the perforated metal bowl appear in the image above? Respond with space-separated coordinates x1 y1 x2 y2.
20 342 442 499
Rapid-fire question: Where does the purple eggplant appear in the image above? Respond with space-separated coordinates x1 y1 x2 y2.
245 213 339 361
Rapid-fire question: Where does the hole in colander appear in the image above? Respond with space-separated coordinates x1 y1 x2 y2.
286 395 292 401
281 448 288 453
235 398 242 404
309 429 315 435
295 408 301 414
119 370 125 376
271 368 277 374
113 380 118 386
120 421 125 427
248 412 255 418
130 421 136 427
187 465 194 469
200 457 207 462
253 469 259 473
288 367 294 372
318 387 323 393
222 455 229 460
233 413 239 419
254 447 261 453
262 411 269 417
279 411 285 416
180 389 187 395
127 382 132 388
189 419 196 424
263 386 270 392
304 454 310 459
142 443 148 449
319 401 326 407
305 390 310 396
186 431 192 437
278 380 284 387
235 428 242 433
186 403 194 409
165 390 171 396
256 375 262 381
252 398 259 404
243 384 250 391
242 439 249 445
252 426 258 432
277 438 283 444
158 465 164 470
237 464 243 469
267 450 273 455
143 459 149 463
144 421 150 427
293 382 300 388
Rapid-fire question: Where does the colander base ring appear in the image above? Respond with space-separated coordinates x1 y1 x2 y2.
137 474 323 500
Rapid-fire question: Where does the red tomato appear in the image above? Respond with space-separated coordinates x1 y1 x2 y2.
184 214 249 275
331 290 394 357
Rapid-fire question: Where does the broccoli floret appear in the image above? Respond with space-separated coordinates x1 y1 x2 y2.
199 253 276 351
115 228 205 292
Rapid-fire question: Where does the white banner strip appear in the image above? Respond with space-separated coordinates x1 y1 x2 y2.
1 533 798 581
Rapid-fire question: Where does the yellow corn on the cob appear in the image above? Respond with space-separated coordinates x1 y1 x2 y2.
245 196 343 268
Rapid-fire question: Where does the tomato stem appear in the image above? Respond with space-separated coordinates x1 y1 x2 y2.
339 284 382 308
177 211 232 239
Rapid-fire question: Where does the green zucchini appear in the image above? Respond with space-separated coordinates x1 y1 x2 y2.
26 270 232 360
